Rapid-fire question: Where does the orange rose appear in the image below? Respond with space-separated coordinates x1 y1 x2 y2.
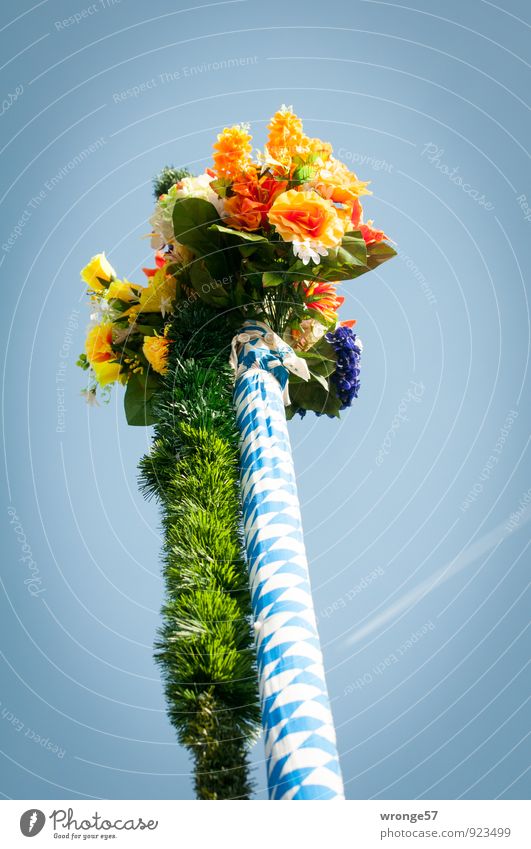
224 171 288 231
85 323 115 364
268 189 346 248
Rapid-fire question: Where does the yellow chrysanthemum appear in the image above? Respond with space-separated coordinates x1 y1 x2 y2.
81 253 116 292
93 360 125 387
106 279 140 303
212 124 253 179
137 268 176 315
143 335 171 375
266 106 305 163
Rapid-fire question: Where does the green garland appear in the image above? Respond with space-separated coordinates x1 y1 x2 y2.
139 301 261 799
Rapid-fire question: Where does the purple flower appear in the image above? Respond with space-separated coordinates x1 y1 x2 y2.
325 327 362 410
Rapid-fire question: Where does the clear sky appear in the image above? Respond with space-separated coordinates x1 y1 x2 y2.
1 0 529 800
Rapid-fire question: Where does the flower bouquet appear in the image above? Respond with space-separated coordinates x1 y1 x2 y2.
78 107 395 799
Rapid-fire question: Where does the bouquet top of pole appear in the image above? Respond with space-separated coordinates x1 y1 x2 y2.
77 105 395 423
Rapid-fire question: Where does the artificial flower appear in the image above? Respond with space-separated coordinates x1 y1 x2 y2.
302 281 344 325
267 105 305 163
268 189 346 248
106 279 140 302
81 388 99 406
149 175 224 250
359 220 389 244
85 322 115 364
92 360 124 387
312 157 370 205
326 326 362 409
292 239 329 266
138 268 176 316
143 335 171 375
213 124 253 180
143 250 171 277
224 170 288 231
81 253 116 292
301 137 333 166
288 318 328 352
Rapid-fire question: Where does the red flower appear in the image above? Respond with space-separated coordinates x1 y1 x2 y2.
142 250 167 277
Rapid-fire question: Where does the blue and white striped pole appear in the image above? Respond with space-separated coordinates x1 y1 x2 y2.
231 321 345 800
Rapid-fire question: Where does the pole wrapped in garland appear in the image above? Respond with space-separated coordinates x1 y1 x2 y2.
232 322 344 799
77 107 396 798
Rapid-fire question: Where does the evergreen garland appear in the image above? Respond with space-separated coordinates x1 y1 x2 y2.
152 166 191 199
139 300 261 799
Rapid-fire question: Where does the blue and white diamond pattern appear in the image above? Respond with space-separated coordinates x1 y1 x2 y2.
233 321 344 800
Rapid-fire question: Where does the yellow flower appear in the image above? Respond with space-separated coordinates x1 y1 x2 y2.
93 360 124 387
85 323 114 364
143 335 171 375
268 189 347 248
213 124 253 179
138 268 176 315
106 279 140 302
267 106 305 163
81 253 116 292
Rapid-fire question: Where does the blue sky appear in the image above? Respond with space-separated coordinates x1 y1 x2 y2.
1 0 529 800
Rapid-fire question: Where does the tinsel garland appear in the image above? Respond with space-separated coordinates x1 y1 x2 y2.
139 301 260 799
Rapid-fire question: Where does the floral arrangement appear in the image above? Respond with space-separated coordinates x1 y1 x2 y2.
78 106 394 421
77 107 395 800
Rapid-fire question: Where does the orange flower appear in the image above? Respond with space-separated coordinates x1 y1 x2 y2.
300 137 333 165
350 197 363 229
359 221 388 244
224 170 288 231
268 189 346 248
212 124 252 179
267 106 305 163
302 281 344 325
348 200 388 243
313 158 370 205
85 323 115 364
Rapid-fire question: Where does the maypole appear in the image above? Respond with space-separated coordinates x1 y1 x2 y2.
77 107 395 799
232 322 343 799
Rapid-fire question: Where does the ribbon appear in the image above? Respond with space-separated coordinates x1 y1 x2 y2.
230 320 310 405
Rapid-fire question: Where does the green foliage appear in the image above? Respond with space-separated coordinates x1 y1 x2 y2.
124 372 161 426
153 166 191 199
139 301 260 799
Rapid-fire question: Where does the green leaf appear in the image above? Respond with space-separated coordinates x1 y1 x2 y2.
331 231 368 267
291 164 315 184
124 372 160 426
262 272 283 288
172 197 222 256
309 370 329 391
76 353 90 371
210 224 267 242
287 375 341 418
209 177 232 198
366 240 397 269
189 260 230 307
